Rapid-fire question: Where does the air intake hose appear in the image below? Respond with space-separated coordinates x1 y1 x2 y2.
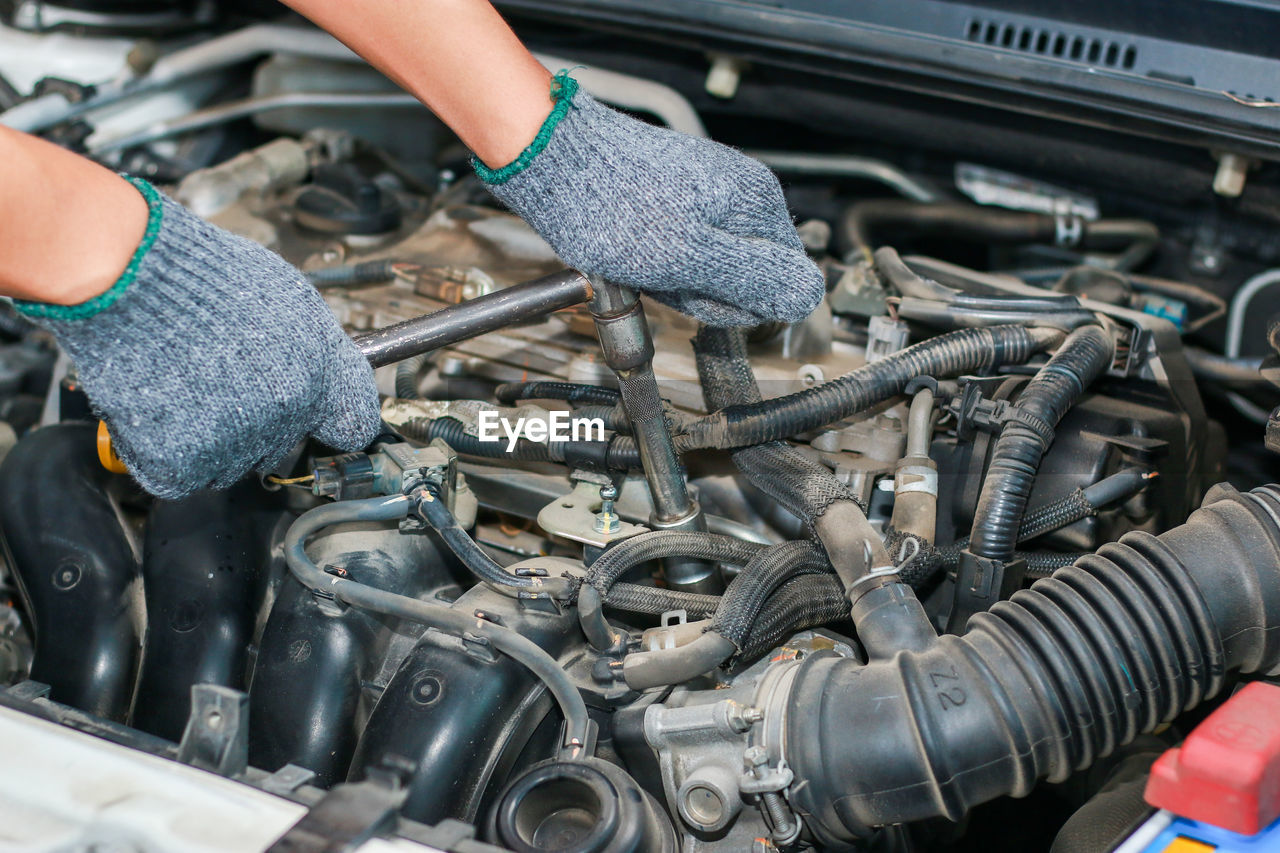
779 484 1280 846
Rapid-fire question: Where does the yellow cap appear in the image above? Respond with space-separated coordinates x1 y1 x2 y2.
96 421 129 474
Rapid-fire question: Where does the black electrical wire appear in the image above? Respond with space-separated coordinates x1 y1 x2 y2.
966 324 1116 566
282 495 591 758
413 485 575 599
495 381 621 407
681 324 1056 451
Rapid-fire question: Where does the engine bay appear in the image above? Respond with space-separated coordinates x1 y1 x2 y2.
3 3 1280 852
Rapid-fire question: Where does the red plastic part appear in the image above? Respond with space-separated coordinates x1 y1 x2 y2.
1145 681 1280 836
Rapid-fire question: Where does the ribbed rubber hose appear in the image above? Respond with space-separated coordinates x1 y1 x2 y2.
683 325 1054 451
784 484 1280 844
967 324 1115 565
495 381 621 407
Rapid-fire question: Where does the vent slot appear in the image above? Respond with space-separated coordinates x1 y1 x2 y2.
964 17 1138 70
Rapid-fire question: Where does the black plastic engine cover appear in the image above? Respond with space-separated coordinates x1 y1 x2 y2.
247 523 449 786
0 422 140 720
349 584 581 826
937 379 1224 551
130 483 284 741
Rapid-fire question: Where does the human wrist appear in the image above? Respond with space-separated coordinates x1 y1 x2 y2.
465 63 557 168
473 71 579 184
14 175 161 320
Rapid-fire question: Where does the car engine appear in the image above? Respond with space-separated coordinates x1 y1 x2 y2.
3 3 1280 852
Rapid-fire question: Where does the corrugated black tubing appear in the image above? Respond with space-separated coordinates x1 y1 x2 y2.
399 416 551 462
967 324 1115 565
495 381 621 407
784 484 1280 845
683 325 1051 450
307 259 398 288
400 416 643 469
394 353 431 399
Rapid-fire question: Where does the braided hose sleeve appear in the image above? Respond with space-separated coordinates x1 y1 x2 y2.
583 531 766 596
967 324 1114 564
711 541 832 649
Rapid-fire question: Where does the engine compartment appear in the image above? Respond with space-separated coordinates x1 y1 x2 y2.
3 5 1280 852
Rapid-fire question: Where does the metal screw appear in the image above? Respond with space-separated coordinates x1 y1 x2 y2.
594 484 620 534
745 747 797 845
761 791 796 842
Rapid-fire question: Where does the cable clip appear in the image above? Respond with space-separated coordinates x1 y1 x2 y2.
949 379 1055 447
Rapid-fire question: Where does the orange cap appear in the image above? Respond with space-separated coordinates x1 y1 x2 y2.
96 421 129 474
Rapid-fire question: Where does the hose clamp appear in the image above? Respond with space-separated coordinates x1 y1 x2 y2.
1002 407 1056 449
895 465 939 496
845 564 901 601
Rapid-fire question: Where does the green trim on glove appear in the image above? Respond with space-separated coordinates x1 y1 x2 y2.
15 176 164 322
473 71 580 186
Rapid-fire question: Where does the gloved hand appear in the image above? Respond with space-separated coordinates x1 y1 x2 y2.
476 74 825 327
16 177 381 499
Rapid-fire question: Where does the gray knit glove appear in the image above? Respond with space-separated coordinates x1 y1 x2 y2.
475 74 825 327
16 177 381 499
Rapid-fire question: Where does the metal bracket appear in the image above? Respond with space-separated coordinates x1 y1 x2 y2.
262 764 318 796
5 679 50 701
177 684 248 777
266 761 411 853
536 479 645 548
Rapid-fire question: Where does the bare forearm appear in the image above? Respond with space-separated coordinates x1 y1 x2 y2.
0 126 148 305
280 0 553 167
